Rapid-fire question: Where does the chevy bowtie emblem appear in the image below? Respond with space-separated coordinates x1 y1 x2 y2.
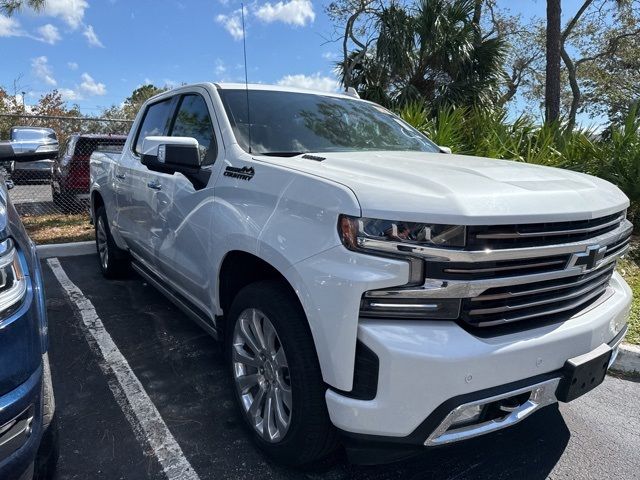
224 166 255 181
570 245 607 271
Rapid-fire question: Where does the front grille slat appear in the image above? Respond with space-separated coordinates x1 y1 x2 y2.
444 259 566 275
467 212 625 250
467 271 612 316
471 265 615 302
474 214 624 240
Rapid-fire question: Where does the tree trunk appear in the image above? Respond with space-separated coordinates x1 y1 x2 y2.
472 0 483 27
561 47 580 132
545 0 562 124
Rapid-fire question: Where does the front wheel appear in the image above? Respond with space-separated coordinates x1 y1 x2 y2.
226 280 338 467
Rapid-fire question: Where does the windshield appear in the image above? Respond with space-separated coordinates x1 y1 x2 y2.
218 89 440 155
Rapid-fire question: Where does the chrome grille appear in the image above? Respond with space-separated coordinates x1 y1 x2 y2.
457 211 631 329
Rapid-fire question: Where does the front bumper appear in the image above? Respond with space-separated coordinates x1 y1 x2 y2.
0 366 43 480
326 271 631 441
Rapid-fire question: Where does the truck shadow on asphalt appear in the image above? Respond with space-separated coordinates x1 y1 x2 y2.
44 255 571 480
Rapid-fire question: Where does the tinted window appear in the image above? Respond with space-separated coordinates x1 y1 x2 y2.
218 90 439 155
134 99 174 154
171 95 216 165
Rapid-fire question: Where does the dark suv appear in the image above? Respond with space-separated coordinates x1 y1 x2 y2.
51 134 126 211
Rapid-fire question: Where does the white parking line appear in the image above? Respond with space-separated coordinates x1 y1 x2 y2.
47 258 201 480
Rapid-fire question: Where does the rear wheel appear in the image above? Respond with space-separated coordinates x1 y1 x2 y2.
95 206 129 278
52 187 73 213
226 280 338 467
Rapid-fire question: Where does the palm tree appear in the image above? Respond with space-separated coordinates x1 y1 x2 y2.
338 0 506 110
0 0 45 16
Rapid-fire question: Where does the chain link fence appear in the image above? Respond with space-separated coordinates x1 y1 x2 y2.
1 114 132 219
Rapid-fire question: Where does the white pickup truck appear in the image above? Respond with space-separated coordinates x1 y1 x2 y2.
90 83 632 466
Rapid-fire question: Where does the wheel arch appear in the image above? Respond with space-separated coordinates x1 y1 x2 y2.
90 189 104 222
218 250 302 323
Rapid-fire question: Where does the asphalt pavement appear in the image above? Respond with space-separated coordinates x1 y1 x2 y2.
42 254 640 480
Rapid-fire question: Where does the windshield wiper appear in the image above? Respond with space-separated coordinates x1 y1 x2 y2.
258 151 308 157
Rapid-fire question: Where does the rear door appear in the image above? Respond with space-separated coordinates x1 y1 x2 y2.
114 96 177 267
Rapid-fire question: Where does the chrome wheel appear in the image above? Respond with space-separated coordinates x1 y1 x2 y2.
232 308 292 443
96 216 109 270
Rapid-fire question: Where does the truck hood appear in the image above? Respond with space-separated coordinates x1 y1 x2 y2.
256 151 629 225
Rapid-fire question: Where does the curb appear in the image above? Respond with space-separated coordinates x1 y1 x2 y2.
37 241 95 259
611 342 640 376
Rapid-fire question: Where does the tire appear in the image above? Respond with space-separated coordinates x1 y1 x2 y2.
226 280 338 467
95 206 129 278
34 353 58 480
52 187 72 214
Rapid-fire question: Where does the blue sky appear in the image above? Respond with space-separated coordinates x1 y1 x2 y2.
0 0 585 116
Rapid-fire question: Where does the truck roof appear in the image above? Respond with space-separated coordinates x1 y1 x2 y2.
211 82 360 101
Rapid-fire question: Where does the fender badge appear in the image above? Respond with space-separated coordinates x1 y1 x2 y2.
224 166 255 181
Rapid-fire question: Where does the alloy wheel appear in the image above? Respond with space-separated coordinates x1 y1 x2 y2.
96 216 109 270
232 308 292 443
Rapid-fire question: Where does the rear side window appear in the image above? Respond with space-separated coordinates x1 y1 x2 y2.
134 98 174 155
171 95 216 165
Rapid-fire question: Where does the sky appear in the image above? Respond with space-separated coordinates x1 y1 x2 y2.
0 0 588 117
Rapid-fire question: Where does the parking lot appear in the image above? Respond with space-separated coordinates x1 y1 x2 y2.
42 254 640 480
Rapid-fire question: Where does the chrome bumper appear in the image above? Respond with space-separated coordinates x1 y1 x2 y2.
425 325 628 446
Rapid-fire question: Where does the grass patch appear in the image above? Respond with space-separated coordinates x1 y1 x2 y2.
618 239 640 345
22 214 94 245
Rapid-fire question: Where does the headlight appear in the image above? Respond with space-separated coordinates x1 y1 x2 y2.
0 239 27 316
338 215 464 320
338 215 466 251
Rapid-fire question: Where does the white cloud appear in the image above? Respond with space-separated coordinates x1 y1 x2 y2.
0 15 24 37
59 88 82 101
83 25 104 47
37 24 61 44
255 0 314 26
32 56 57 86
216 10 244 40
79 73 106 96
43 0 88 29
68 61 79 70
322 51 340 61
277 73 338 92
215 58 227 76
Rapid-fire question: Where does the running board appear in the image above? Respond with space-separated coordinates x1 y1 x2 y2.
131 261 219 340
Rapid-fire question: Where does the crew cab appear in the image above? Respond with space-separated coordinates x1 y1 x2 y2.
89 83 632 466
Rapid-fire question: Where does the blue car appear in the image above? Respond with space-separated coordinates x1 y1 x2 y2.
0 178 57 479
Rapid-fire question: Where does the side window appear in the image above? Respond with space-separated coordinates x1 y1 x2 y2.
170 95 217 165
134 98 174 155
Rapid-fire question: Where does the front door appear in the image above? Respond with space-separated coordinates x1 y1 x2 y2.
151 90 220 314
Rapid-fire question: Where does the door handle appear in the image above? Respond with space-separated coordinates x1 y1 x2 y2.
147 181 162 190
115 173 126 180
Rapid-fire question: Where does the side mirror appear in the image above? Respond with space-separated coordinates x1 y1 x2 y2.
10 127 59 161
141 136 210 189
439 146 452 154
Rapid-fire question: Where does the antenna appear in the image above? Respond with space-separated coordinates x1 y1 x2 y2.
241 3 252 154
